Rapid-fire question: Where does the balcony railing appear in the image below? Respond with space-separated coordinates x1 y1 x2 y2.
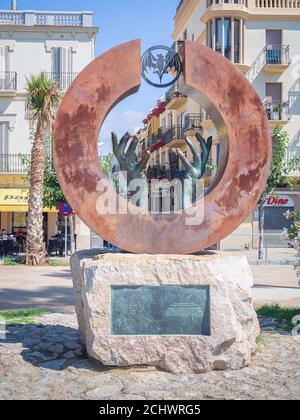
165 126 185 144
0 154 29 173
264 99 289 121
207 0 248 6
165 84 186 104
0 11 93 27
265 45 290 65
247 45 290 82
45 72 78 91
255 0 300 7
184 114 206 131
0 72 17 91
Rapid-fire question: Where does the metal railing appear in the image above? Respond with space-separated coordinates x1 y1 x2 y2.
165 125 185 144
165 83 186 104
246 45 290 82
184 114 205 131
264 99 289 121
221 232 298 266
265 45 290 65
0 72 17 91
0 154 29 173
44 72 78 91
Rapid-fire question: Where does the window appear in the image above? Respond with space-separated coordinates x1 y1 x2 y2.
0 121 9 154
0 46 10 74
0 46 11 90
209 21 213 48
266 83 282 102
51 47 74 90
215 19 222 54
234 19 241 63
224 18 232 60
209 18 242 63
12 213 27 234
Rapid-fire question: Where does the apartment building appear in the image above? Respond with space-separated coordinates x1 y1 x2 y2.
0 2 98 250
140 0 300 250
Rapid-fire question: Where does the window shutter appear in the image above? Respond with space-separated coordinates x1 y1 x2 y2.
0 122 9 155
5 46 10 73
0 46 4 75
68 47 73 74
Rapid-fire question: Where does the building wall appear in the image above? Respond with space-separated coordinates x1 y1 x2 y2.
0 9 98 250
0 29 95 156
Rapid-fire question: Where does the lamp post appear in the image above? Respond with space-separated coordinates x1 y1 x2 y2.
11 0 17 10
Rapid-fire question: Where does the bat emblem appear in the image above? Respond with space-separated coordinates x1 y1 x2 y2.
141 45 182 88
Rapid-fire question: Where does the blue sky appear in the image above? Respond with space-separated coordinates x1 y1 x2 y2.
2 0 179 153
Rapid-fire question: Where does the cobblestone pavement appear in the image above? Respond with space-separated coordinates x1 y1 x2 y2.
0 314 299 400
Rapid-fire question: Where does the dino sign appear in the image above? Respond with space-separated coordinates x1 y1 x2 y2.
141 45 182 88
53 40 272 255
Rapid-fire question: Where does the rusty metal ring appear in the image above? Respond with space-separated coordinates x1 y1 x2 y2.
54 40 272 254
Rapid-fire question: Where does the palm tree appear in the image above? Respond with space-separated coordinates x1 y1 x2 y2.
25 73 60 266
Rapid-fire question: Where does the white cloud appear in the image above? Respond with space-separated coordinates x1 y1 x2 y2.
99 109 145 155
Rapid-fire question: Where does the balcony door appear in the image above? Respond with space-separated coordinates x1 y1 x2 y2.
266 30 282 46
52 47 73 90
0 46 10 90
266 30 282 64
266 83 282 103
0 122 9 172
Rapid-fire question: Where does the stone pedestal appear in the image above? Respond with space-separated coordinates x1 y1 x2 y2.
71 251 260 374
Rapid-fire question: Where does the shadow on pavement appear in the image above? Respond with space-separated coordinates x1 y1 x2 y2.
0 322 110 372
0 285 75 313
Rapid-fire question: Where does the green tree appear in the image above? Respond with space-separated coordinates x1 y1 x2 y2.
44 153 114 255
258 125 300 260
25 73 60 265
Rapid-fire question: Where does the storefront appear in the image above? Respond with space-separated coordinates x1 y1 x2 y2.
0 188 58 243
220 191 300 251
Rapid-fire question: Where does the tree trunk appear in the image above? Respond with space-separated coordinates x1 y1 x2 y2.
25 122 46 266
258 194 266 261
69 214 76 255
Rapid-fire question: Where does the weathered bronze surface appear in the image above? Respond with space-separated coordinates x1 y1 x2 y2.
54 40 272 254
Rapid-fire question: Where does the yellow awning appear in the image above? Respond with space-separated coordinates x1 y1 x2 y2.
0 189 57 213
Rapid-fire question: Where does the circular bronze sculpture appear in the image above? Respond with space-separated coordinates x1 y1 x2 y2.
54 40 272 254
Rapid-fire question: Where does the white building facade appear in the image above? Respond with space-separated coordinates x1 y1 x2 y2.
0 5 98 252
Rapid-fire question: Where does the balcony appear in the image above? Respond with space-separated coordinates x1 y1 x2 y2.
0 72 17 95
0 11 93 27
201 1 300 25
0 154 29 173
184 113 206 133
263 45 290 73
165 84 187 110
45 72 78 91
255 0 300 9
247 45 290 82
264 99 289 126
165 126 186 147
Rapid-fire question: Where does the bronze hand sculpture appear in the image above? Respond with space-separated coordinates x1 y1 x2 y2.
176 133 213 208
112 132 150 185
176 133 213 183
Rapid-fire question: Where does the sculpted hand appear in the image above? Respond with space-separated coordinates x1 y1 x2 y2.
177 133 213 182
112 132 150 184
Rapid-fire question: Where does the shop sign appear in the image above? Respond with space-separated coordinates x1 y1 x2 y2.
265 195 294 208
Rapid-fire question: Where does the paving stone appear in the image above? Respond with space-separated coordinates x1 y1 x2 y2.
0 313 299 400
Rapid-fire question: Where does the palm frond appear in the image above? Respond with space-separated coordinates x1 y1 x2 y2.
25 72 60 127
